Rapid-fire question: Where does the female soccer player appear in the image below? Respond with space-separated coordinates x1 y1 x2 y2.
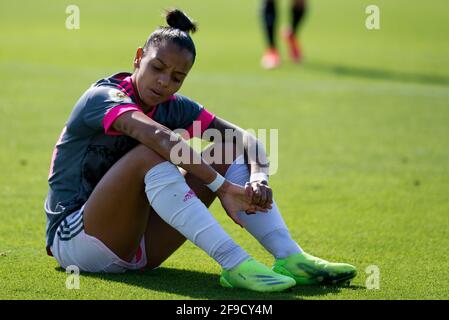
45 9 356 293
261 0 307 69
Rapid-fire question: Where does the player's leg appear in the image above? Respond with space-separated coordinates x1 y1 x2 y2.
284 0 307 62
261 0 281 69
84 143 253 271
224 155 357 285
82 144 165 263
143 146 226 270
143 142 235 270
143 142 296 292
262 0 277 50
291 0 307 35
50 144 163 273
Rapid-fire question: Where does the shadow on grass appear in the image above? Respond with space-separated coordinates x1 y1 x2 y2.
303 61 449 86
55 266 365 300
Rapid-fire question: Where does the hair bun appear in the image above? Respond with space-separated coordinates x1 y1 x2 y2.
166 9 197 34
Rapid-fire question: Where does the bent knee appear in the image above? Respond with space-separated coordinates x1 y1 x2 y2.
129 144 166 174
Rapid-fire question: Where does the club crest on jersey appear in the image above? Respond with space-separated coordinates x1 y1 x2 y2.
108 89 132 103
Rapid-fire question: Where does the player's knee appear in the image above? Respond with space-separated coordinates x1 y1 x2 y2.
131 144 166 173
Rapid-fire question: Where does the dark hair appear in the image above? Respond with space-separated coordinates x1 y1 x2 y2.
143 9 198 63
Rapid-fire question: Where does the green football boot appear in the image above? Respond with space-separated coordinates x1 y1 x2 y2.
272 252 357 285
220 258 296 292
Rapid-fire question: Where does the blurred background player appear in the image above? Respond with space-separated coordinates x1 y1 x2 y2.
261 0 307 69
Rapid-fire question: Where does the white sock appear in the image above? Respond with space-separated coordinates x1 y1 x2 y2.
224 156 303 259
144 161 249 269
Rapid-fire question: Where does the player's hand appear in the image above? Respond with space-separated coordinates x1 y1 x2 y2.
217 180 268 228
244 181 273 212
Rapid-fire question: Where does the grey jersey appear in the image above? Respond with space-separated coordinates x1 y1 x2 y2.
45 72 215 249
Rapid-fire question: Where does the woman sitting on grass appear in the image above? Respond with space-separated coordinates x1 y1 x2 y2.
45 9 357 292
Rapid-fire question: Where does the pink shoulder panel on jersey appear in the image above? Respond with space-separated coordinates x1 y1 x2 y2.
103 104 142 136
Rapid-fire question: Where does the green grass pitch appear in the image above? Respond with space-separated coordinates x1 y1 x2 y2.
0 0 448 299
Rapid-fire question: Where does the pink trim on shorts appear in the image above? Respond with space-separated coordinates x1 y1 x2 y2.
103 104 142 136
135 245 143 263
185 108 216 139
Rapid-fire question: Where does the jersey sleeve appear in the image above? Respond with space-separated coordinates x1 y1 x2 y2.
83 86 143 135
161 94 215 139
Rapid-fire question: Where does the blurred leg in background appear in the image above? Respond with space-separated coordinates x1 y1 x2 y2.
284 0 307 63
260 0 307 69
261 0 280 69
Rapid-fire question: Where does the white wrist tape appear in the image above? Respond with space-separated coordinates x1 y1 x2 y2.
250 172 269 183
206 173 226 192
